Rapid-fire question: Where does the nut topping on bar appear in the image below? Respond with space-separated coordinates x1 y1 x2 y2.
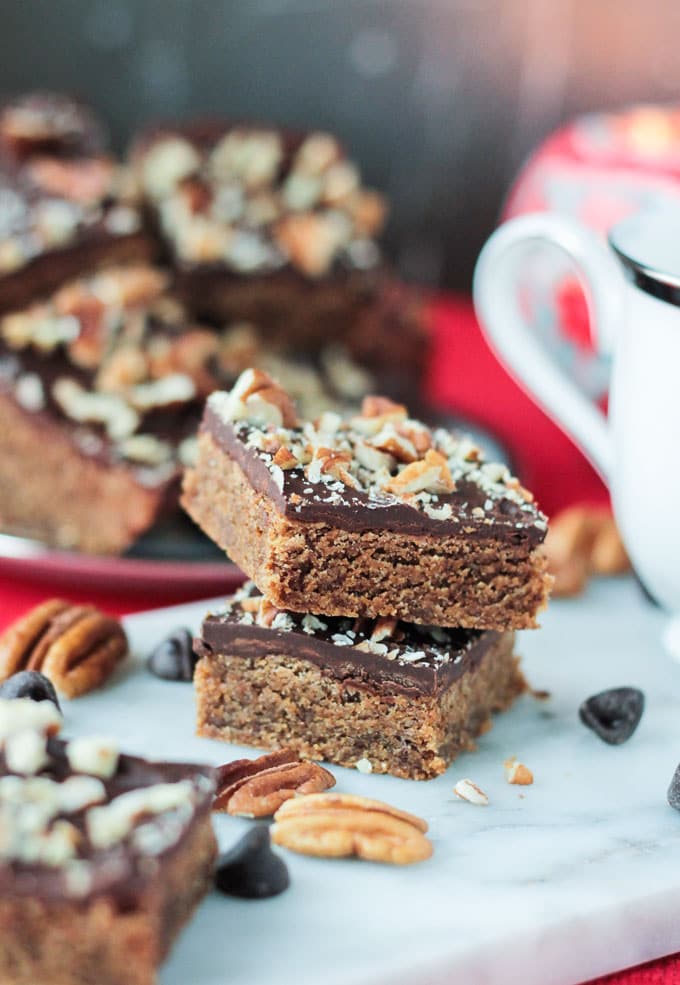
135 125 386 276
207 369 547 526
0 599 128 698
210 367 298 429
271 792 432 865
213 748 335 818
213 582 480 670
0 698 212 882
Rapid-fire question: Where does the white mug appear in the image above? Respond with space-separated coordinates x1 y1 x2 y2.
473 207 680 615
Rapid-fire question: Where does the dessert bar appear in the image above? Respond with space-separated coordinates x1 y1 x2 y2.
0 697 216 985
194 583 524 780
132 122 387 341
0 92 153 312
0 265 196 552
182 370 552 629
0 264 374 552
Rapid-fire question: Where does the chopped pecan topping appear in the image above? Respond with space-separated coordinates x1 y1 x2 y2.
272 446 299 469
147 328 218 396
212 367 298 429
208 371 547 528
370 617 399 643
361 396 407 419
384 449 455 496
213 749 335 818
255 598 280 628
370 430 418 463
274 213 349 277
96 346 149 392
271 792 432 865
27 156 115 203
0 599 128 699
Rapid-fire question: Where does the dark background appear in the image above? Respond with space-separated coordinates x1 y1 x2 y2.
3 0 680 289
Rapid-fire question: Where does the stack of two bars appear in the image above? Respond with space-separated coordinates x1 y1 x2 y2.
184 370 551 780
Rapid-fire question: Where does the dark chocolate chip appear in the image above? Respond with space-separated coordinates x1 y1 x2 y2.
215 827 290 899
0 671 60 711
579 687 644 745
667 765 680 810
147 628 196 681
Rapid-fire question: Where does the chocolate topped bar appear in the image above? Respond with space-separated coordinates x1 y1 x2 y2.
0 93 153 312
203 383 546 547
0 698 214 903
133 122 385 280
130 121 428 377
0 698 216 985
199 582 501 698
195 584 524 779
1 265 204 479
183 370 551 628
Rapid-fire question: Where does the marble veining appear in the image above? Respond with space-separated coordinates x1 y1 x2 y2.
59 579 680 985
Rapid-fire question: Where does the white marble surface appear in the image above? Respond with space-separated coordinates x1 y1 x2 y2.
61 578 680 985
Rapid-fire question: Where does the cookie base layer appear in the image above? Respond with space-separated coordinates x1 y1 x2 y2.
182 432 552 630
0 392 172 553
195 632 524 780
0 814 216 985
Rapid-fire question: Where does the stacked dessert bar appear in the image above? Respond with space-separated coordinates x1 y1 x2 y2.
185 370 552 779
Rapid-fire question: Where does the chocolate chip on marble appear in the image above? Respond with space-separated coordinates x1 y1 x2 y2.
146 628 196 681
0 670 61 710
579 687 644 745
667 765 680 811
215 827 290 899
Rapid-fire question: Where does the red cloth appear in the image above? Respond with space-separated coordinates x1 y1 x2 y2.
426 295 608 517
0 295 673 984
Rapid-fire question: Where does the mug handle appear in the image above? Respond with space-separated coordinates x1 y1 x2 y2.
473 213 626 484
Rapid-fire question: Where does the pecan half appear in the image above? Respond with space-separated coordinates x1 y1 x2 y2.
271 792 432 865
213 749 335 818
0 600 128 699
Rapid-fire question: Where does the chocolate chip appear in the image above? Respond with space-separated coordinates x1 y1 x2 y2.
667 765 680 810
147 628 196 681
215 827 290 899
0 670 61 710
579 687 644 745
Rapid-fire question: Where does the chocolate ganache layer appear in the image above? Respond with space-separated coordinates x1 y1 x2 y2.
203 401 547 547
196 584 506 697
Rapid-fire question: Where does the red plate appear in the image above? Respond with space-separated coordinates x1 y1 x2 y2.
0 531 243 599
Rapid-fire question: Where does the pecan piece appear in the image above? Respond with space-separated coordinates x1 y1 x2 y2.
384 449 455 496
272 446 299 470
213 749 335 818
0 600 128 698
27 156 115 203
271 792 432 865
225 368 298 428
